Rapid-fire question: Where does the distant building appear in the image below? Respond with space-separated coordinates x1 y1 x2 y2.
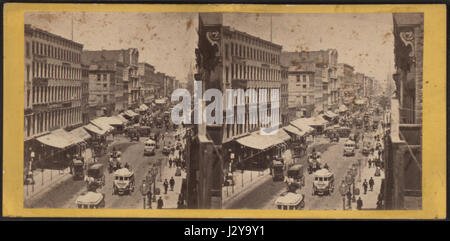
82 48 140 112
138 62 158 104
281 49 338 115
280 65 290 126
337 63 355 106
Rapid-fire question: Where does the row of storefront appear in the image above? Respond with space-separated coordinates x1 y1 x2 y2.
24 106 150 173
221 107 349 175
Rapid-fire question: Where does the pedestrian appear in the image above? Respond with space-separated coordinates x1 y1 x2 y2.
157 196 164 209
356 197 363 210
168 158 173 168
369 177 375 191
169 177 175 191
147 191 152 209
363 179 368 194
163 179 169 194
368 158 372 168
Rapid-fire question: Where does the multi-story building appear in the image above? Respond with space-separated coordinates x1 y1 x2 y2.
24 24 83 168
155 72 166 98
188 13 283 209
86 63 116 119
81 64 90 124
286 62 316 118
280 66 290 126
281 49 338 115
82 48 139 112
138 62 159 104
337 63 355 106
354 72 368 98
383 13 423 210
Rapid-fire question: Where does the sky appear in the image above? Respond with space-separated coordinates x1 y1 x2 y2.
25 12 394 84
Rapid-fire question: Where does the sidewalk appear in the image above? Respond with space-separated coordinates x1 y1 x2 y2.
23 167 72 200
222 169 271 208
351 160 385 210
23 135 132 201
153 159 186 209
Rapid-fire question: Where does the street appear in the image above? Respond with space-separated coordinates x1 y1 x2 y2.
227 135 369 210
26 128 176 209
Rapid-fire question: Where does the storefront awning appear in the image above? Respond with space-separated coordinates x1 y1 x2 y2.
70 127 92 141
115 115 129 123
91 118 114 132
290 119 315 133
155 99 166 104
124 110 139 117
339 105 348 112
355 99 366 105
139 104 149 111
37 129 84 149
303 116 328 126
83 123 107 136
98 116 125 126
325 111 338 118
283 125 305 137
236 132 284 150
261 128 291 142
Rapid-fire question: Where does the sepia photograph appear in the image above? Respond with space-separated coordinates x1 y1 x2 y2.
20 10 426 211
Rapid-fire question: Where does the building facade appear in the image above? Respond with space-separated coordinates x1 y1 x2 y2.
86 63 116 119
24 24 83 141
337 63 355 106
188 13 283 209
281 49 338 116
81 64 90 124
280 66 290 126
82 48 139 113
138 62 159 104
383 13 423 210
286 63 316 118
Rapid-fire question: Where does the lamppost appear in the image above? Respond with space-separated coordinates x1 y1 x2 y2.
345 172 354 208
339 180 349 210
140 181 149 209
350 166 358 202
151 166 158 202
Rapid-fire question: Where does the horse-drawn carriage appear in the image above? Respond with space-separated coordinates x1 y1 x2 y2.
307 152 323 174
108 151 122 173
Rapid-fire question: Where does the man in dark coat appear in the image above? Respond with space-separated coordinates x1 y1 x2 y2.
363 179 368 194
369 177 375 191
169 177 175 191
163 179 169 194
356 197 363 210
157 196 164 209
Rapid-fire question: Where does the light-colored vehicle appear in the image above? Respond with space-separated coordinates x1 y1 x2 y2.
344 140 356 156
144 139 156 156
76 191 105 209
275 192 305 210
112 168 135 196
312 168 335 196
362 140 372 155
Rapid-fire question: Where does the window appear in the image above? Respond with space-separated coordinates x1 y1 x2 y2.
303 96 307 104
225 44 229 60
103 95 108 103
296 75 300 82
225 66 229 83
97 74 101 81
26 65 30 82
303 84 307 89
103 84 107 89
26 42 30 58
303 75 307 82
